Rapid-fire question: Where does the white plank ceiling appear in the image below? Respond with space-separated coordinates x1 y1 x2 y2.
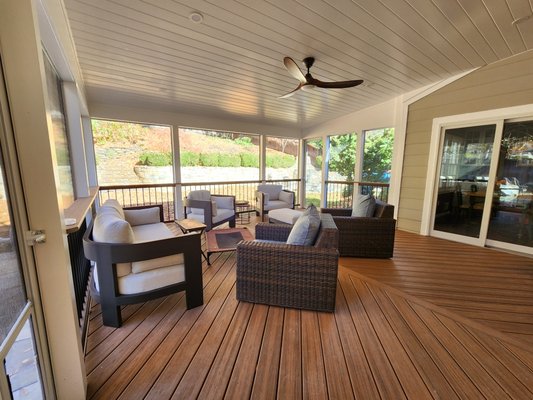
63 0 533 129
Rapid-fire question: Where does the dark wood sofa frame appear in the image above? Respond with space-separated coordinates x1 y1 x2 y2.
184 194 236 231
83 205 203 327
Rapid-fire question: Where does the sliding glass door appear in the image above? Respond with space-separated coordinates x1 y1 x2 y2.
432 125 496 240
431 117 533 254
486 120 533 249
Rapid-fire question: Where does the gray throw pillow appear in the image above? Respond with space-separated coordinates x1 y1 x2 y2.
286 205 321 246
352 194 376 217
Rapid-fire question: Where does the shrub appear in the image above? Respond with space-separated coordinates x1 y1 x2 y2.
218 153 241 167
240 152 259 167
266 153 295 168
235 136 252 146
138 151 172 166
200 153 219 167
180 151 200 166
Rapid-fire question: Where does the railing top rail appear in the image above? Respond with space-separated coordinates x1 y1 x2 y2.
325 180 390 187
100 183 175 190
182 178 300 186
100 178 301 190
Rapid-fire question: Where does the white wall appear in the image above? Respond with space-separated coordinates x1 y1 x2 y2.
302 98 398 138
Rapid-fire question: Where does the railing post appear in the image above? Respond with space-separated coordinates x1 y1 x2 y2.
175 184 184 220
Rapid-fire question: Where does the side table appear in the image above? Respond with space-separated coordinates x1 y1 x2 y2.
235 200 252 224
175 218 208 263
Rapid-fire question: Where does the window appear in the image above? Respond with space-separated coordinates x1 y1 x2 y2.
265 136 299 180
91 119 172 185
43 51 74 207
179 128 260 182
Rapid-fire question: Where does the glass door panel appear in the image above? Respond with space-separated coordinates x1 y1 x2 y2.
487 120 533 248
0 147 44 399
433 125 496 238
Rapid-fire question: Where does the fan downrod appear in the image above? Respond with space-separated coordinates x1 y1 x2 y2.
303 57 315 71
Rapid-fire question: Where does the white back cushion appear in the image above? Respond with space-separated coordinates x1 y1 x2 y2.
124 207 161 226
351 194 376 217
100 199 125 219
286 205 321 246
93 213 134 244
258 184 282 201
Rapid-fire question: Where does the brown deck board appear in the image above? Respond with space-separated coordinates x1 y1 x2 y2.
85 226 533 399
277 308 302 399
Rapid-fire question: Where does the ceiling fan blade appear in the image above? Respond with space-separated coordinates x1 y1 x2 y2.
278 84 303 99
314 79 364 89
283 57 307 84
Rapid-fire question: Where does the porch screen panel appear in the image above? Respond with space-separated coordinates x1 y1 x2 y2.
304 138 322 206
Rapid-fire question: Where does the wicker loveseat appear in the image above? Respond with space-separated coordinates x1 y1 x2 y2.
236 213 339 312
321 199 396 258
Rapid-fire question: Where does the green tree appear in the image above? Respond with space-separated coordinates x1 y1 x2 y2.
362 128 394 182
328 134 357 180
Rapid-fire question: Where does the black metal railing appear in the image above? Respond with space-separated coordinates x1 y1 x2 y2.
99 179 301 222
67 220 91 322
99 183 176 221
325 180 390 208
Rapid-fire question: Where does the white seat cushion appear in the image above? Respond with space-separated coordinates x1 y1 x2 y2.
264 200 290 211
268 208 303 225
118 264 185 295
132 253 185 274
213 208 234 224
131 222 175 242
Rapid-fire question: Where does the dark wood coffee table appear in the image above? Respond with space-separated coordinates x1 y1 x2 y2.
205 227 254 265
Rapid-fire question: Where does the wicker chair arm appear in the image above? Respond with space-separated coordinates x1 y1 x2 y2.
321 208 352 217
331 216 396 258
236 241 339 270
331 216 395 232
255 222 292 241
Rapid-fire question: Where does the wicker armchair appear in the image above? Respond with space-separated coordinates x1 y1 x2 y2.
321 199 396 258
236 213 339 312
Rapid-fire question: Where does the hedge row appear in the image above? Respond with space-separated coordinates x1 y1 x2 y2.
139 151 296 169
181 151 296 168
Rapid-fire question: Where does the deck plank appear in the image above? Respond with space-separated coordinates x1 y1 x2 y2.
301 311 328 400
277 308 302 400
250 307 284 400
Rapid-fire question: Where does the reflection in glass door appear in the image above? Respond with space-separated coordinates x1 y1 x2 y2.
433 125 496 239
487 120 533 249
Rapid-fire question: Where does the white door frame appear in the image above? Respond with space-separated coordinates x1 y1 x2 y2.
421 104 533 253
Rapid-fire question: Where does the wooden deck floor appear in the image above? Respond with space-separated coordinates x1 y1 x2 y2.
85 228 533 399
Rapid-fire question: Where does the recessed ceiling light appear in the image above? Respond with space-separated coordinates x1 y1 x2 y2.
189 11 204 24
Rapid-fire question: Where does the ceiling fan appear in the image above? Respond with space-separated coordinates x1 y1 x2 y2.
279 56 364 98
